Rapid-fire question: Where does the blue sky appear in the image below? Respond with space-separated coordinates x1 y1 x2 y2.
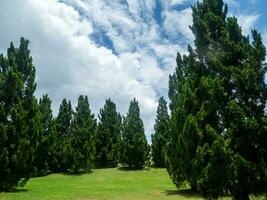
0 0 266 141
227 0 267 33
74 0 267 55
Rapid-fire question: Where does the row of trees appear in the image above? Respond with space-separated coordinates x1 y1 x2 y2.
0 39 150 191
49 96 150 172
1 0 266 199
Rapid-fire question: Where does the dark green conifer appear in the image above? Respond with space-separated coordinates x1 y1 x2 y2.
35 94 57 175
151 97 170 167
54 99 73 172
56 99 72 136
95 99 122 168
0 38 39 190
167 0 267 199
68 95 96 172
120 99 149 169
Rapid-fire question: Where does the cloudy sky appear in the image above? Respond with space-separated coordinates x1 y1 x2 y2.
0 0 266 142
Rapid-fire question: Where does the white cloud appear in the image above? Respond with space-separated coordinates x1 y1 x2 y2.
223 1 261 38
160 0 188 8
236 14 260 35
163 8 193 42
0 0 190 142
0 0 265 142
170 0 187 6
224 0 239 7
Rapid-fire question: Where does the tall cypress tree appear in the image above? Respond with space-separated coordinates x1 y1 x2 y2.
95 99 122 168
151 97 170 167
68 95 96 173
120 99 149 169
167 0 267 199
54 99 73 172
35 94 57 175
0 38 39 190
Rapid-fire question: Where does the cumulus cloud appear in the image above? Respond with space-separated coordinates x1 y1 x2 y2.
224 0 261 36
162 8 193 42
0 0 192 141
1 0 262 142
224 0 240 7
236 14 260 35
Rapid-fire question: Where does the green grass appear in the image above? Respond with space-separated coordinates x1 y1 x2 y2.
0 168 265 200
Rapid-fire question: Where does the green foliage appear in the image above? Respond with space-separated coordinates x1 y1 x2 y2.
95 99 122 168
54 99 73 172
56 99 72 136
67 95 96 172
167 0 267 199
120 99 149 169
34 94 57 175
151 97 170 167
0 38 39 190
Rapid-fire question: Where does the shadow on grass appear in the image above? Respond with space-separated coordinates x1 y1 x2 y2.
118 167 150 171
6 188 29 193
63 170 93 176
164 189 201 198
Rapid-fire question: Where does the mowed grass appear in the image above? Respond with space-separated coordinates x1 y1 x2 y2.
0 168 265 200
0 168 197 200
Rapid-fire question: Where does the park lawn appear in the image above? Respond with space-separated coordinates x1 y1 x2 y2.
0 168 264 200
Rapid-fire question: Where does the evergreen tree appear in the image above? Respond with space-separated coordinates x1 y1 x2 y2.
56 99 72 136
0 38 40 190
35 94 57 175
151 97 170 167
95 99 122 168
120 99 149 169
68 95 96 173
54 99 73 172
167 0 267 199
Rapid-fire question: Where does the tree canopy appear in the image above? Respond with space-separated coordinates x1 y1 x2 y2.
95 99 122 168
68 95 96 172
35 94 57 175
0 38 39 190
54 98 73 172
167 0 267 199
151 97 170 167
120 99 149 169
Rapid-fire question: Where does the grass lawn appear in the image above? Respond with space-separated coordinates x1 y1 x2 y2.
0 168 265 200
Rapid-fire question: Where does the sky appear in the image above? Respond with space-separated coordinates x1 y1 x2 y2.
0 0 266 142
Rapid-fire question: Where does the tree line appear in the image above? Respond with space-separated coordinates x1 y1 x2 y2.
0 40 152 190
0 0 267 199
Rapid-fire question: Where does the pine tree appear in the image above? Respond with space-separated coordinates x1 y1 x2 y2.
68 95 96 173
95 99 122 168
0 38 40 190
35 94 57 175
95 99 121 167
167 0 267 199
56 99 72 136
54 99 73 172
151 97 170 167
120 99 149 169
